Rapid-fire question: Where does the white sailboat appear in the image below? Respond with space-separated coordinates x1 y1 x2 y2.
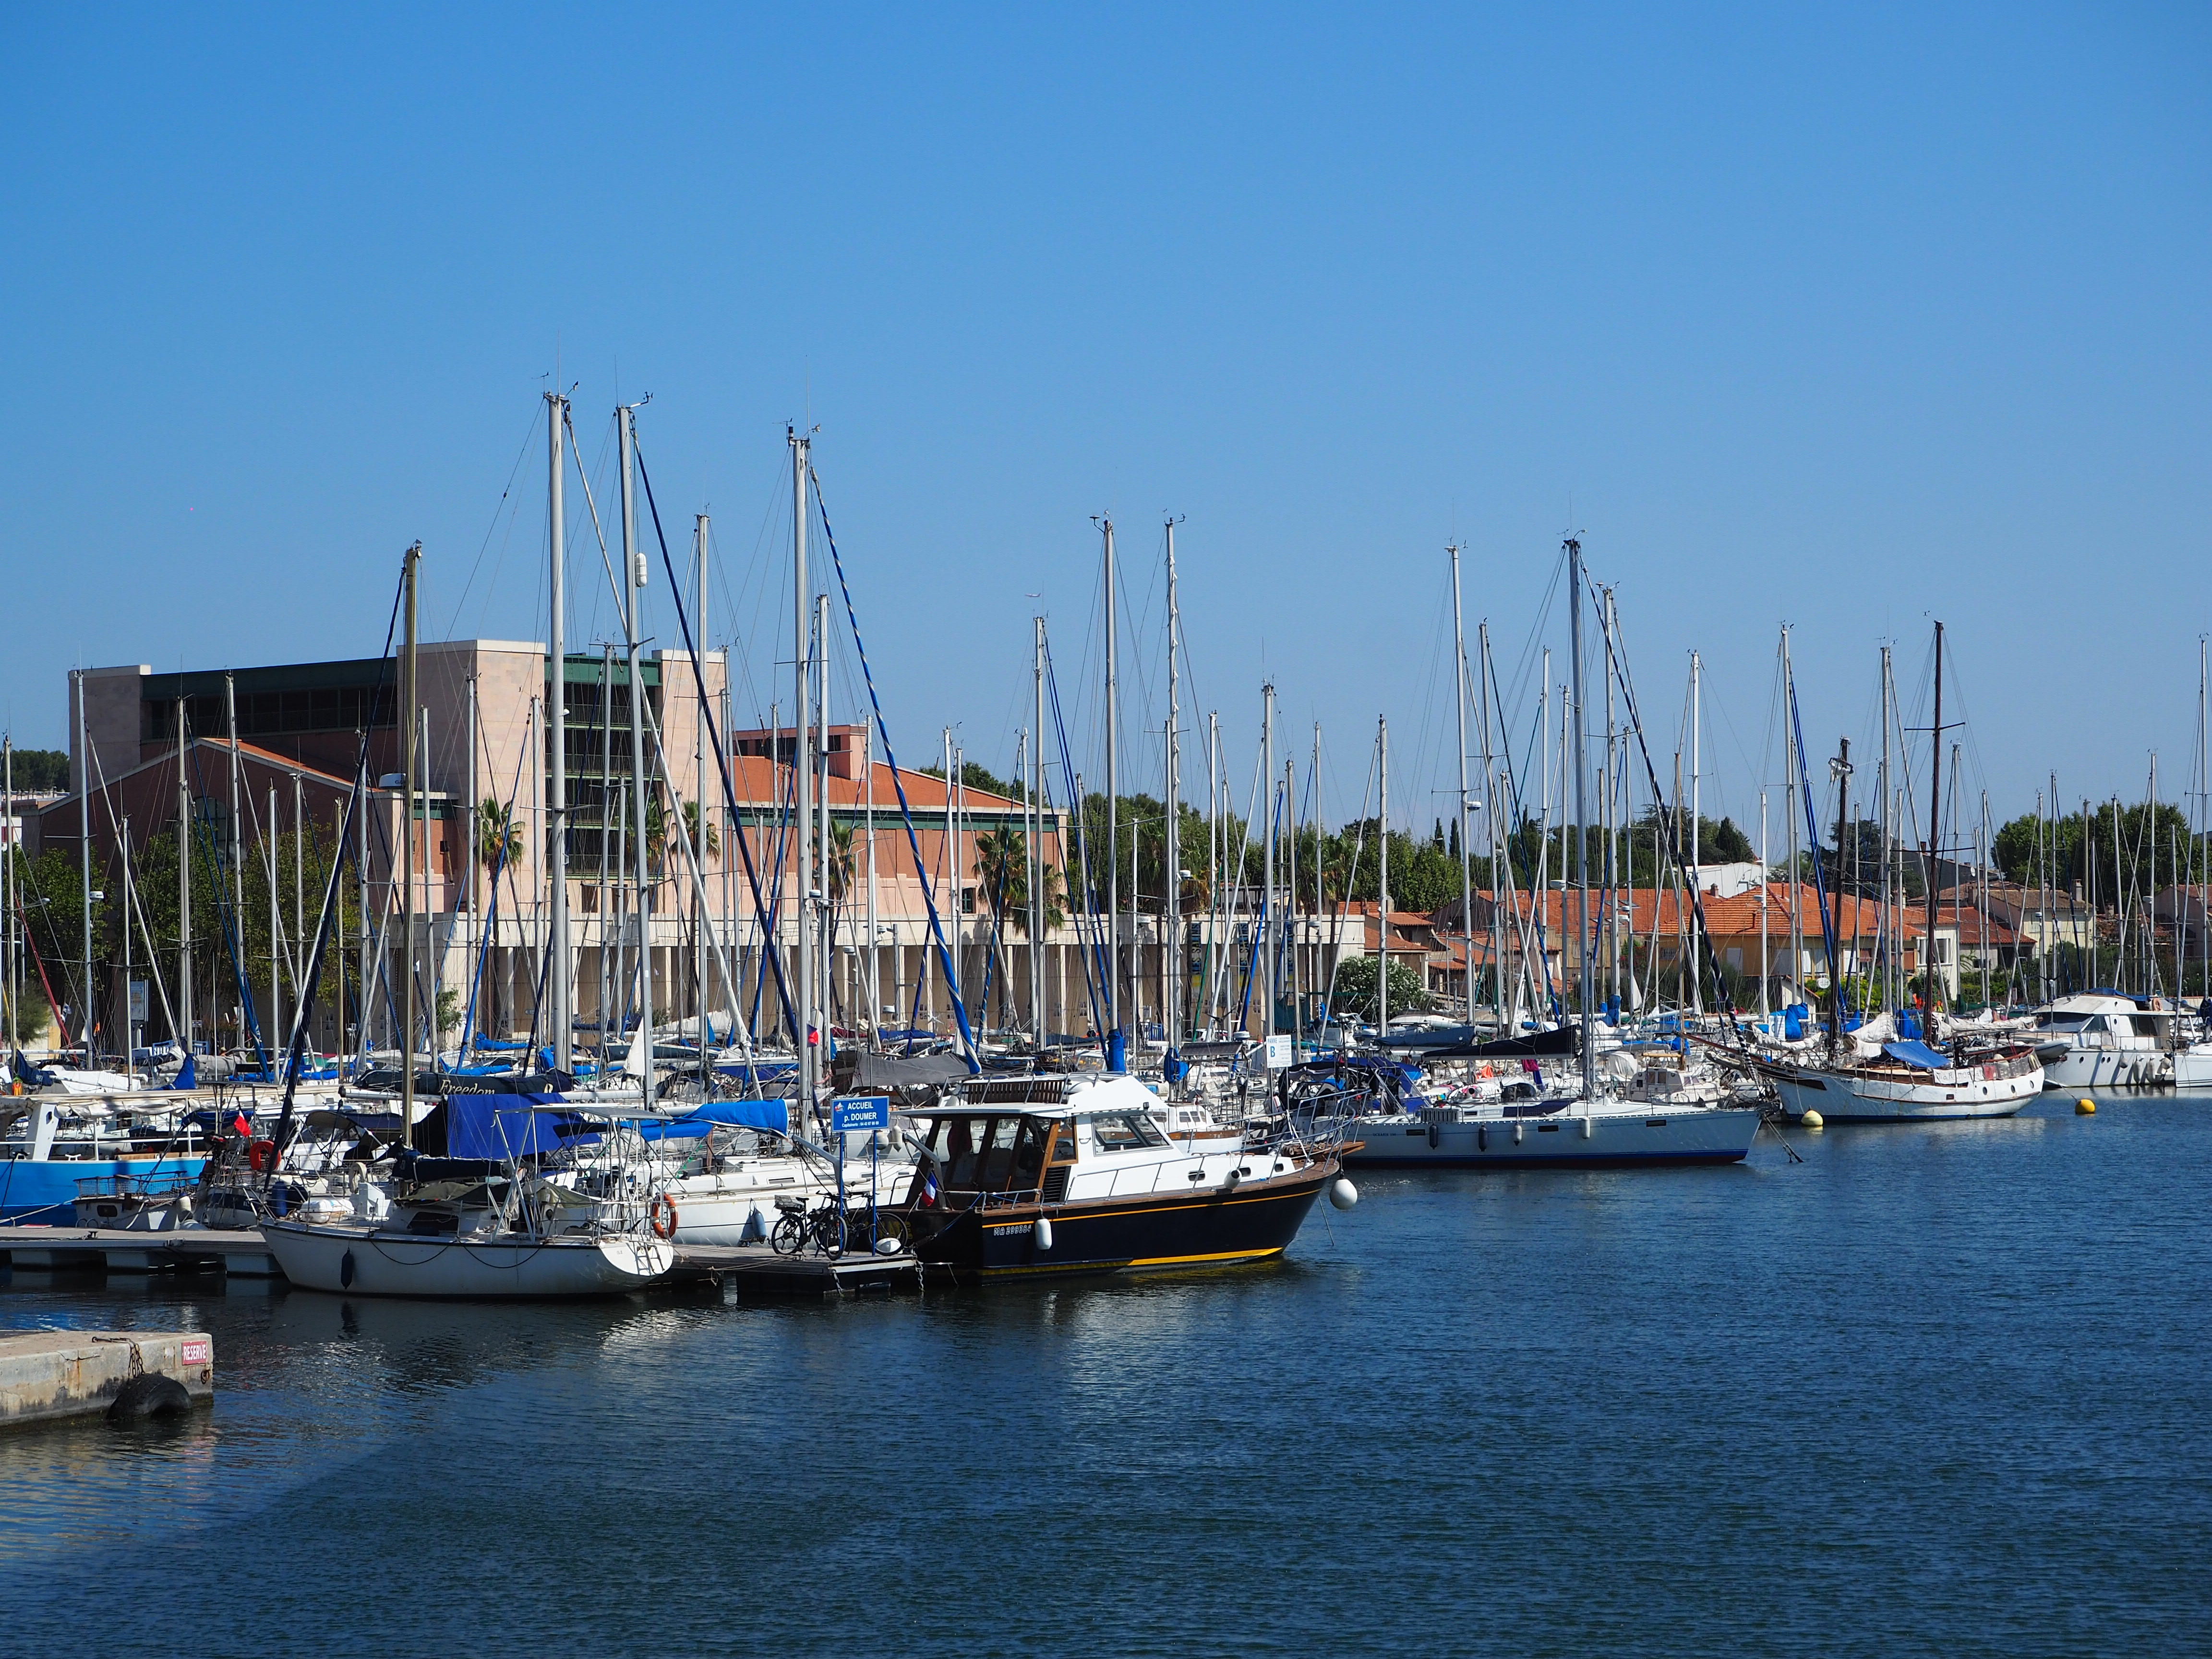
1341 537 1765 1169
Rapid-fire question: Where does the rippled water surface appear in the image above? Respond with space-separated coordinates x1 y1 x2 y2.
4 1093 2209 1657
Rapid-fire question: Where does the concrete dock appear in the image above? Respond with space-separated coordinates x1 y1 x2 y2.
0 1225 283 1276
0 1329 215 1427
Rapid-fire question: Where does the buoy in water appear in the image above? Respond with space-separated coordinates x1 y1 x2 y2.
2077 1099 2096 1115
1329 1178 1359 1211
1800 1109 1824 1129
1033 1216 1054 1251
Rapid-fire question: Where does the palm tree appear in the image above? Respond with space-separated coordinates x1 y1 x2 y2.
478 798 524 872
678 798 721 862
972 828 1064 938
971 829 1065 1035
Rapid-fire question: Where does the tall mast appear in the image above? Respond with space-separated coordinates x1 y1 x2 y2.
695 512 711 1068
1689 649 1702 1019
267 784 280 1066
399 542 420 1147
1263 682 1275 1038
1479 621 1502 1023
1829 735 1852 1052
1566 538 1594 1100
1925 619 1945 1016
622 406 653 1117
1377 715 1389 1039
1100 515 1121 1068
1783 628 1801 1003
75 670 94 1057
941 727 953 1031
1164 518 1180 1052
1879 646 1892 1009
2200 642 2208 998
120 815 134 1070
546 390 571 1073
1207 711 1220 1032
1313 722 1323 1034
1450 545 1474 1025
1033 617 1046 1046
226 673 243 1033
817 592 832 1052
788 424 813 1110
1602 587 1619 1010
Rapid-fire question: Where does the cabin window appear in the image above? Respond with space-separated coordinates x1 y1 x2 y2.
1046 1118 1078 1164
929 1115 993 1189
1009 1118 1051 1192
1086 1111 1166 1154
976 1116 1023 1189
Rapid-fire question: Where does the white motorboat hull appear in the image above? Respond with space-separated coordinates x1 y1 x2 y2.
1342 1105 1761 1167
260 1219 672 1298
2038 1045 2167 1090
2169 1046 2212 1089
1771 1061 2042 1121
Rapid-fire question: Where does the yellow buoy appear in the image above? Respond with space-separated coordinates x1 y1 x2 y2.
2076 1099 2096 1115
1800 1109 1825 1129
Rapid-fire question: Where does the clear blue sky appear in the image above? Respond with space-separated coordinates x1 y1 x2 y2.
3 4 2207 843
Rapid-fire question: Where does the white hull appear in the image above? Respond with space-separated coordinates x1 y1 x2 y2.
261 1219 672 1298
1771 1062 2042 1121
2038 1046 2167 1090
2170 1047 2212 1089
1342 1105 1761 1167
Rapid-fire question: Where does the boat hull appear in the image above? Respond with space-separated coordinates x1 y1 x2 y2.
902 1164 1331 1284
1770 1063 2042 1121
1342 1107 1760 1168
2038 1046 2166 1090
260 1219 672 1298
0 1157 207 1226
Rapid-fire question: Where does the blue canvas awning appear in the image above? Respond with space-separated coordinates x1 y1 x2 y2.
1882 1040 1952 1071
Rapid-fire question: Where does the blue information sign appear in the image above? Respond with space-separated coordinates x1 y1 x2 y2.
830 1095 891 1133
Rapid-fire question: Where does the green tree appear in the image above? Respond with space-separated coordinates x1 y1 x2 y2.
5 845 105 1037
1326 954 1430 1020
5 750 69 793
1993 800 2199 891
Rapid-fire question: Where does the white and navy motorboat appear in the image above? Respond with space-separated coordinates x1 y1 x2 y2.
890 1072 1350 1283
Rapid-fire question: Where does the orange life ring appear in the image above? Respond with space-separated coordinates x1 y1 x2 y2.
246 1139 276 1173
650 1194 679 1240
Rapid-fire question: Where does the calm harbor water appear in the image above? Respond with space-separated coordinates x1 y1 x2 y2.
4 1093 2208 1657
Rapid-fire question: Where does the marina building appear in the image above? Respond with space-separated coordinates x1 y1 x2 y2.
31 647 1367 1057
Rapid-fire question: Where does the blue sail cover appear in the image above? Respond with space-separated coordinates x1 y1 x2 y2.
638 1096 791 1142
1883 1040 1953 1071
445 1094 595 1159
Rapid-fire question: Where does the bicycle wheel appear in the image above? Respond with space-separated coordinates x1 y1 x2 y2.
770 1214 806 1256
813 1210 846 1258
871 1212 909 1250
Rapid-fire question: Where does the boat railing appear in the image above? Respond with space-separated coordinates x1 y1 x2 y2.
72 1168 199 1202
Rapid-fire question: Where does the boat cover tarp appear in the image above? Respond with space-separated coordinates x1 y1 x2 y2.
417 1096 596 1160
1882 1039 1953 1071
1376 1024 1478 1050
1418 1024 1581 1061
833 1050 971 1092
640 1097 790 1140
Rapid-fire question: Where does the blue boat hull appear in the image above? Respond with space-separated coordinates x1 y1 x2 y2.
0 1156 208 1226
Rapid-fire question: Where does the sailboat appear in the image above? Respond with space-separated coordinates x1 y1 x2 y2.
1756 622 2044 1121
1341 537 1765 1169
257 525 674 1298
